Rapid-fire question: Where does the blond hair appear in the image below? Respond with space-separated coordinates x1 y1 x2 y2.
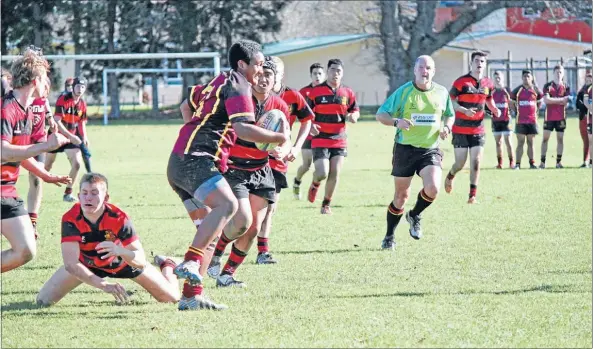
270 56 285 76
10 47 50 89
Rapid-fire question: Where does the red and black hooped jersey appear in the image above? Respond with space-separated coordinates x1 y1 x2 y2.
61 203 139 275
54 92 87 133
299 83 315 99
306 82 358 149
1 91 35 198
278 85 314 128
228 95 290 172
30 97 52 143
172 71 255 168
268 86 315 173
449 73 494 135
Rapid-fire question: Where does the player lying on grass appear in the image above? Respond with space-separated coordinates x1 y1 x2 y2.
36 173 180 306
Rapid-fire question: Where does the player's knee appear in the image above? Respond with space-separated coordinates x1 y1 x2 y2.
71 159 81 172
221 198 239 219
424 184 439 199
35 293 53 307
395 191 409 203
472 160 480 172
17 244 36 265
315 171 328 181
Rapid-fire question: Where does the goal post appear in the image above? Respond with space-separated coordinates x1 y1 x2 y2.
1 52 221 125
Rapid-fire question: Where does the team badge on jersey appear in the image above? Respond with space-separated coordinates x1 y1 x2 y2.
104 230 116 242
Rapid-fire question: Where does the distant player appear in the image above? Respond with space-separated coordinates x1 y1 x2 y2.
490 71 514 169
444 51 500 204
540 65 570 169
576 74 592 168
27 76 58 237
584 84 593 168
293 63 325 199
36 173 181 306
511 70 543 169
1 68 12 97
167 40 288 310
62 77 74 95
2 47 71 273
207 57 290 286
254 56 314 264
45 77 90 201
306 59 360 214
376 55 454 250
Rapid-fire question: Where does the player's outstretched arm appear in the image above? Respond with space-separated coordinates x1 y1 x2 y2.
232 120 290 144
180 99 193 123
20 158 71 186
62 242 129 303
1 132 69 162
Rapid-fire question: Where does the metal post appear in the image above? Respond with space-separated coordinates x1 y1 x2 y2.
103 69 109 125
507 50 512 88
213 56 221 76
545 57 549 82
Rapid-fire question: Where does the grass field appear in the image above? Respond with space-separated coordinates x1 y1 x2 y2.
1 117 591 348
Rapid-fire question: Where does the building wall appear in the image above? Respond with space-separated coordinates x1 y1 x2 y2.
455 34 590 90
278 40 466 105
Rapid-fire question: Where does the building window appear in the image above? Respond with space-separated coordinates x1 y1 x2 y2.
522 8 541 19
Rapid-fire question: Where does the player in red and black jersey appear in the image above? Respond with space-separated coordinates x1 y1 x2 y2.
445 51 500 204
306 59 359 214
510 70 543 169
577 74 593 167
36 173 181 306
490 71 514 169
251 56 314 265
27 76 58 237
540 65 571 169
45 77 89 202
1 47 71 274
167 40 289 310
207 57 290 287
293 63 325 199
583 84 593 168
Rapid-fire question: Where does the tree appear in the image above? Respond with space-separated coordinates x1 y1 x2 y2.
379 0 592 95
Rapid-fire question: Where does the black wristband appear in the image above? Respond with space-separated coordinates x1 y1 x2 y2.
393 119 399 127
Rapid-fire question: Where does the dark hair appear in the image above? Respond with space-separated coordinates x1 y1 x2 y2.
309 63 323 74
493 70 502 76
522 69 532 76
471 51 488 61
263 56 277 75
80 172 109 191
553 65 563 72
228 39 262 71
327 58 343 69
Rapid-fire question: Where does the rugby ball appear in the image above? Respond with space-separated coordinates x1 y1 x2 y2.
255 109 286 151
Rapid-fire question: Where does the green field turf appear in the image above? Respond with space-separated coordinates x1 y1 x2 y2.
2 117 591 348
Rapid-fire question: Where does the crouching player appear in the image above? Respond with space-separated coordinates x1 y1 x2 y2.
36 173 180 306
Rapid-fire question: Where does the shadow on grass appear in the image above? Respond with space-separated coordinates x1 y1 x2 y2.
333 284 591 299
275 247 374 255
2 299 160 315
540 269 592 275
21 265 58 271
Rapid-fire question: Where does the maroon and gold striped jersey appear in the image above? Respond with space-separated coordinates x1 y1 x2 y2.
172 71 255 168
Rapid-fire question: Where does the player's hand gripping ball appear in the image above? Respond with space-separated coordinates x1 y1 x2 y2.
255 109 288 151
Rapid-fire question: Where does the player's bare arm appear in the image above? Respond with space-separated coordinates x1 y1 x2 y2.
54 117 82 145
543 94 569 106
1 133 69 162
95 239 146 270
20 157 71 186
452 99 476 117
347 111 360 123
180 98 193 123
232 119 289 144
62 242 129 303
376 112 414 130
485 97 501 118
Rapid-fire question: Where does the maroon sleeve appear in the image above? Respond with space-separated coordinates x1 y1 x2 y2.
224 71 255 124
0 108 14 143
347 89 359 113
536 87 544 100
565 86 571 97
542 82 551 96
187 85 205 113
510 86 520 100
